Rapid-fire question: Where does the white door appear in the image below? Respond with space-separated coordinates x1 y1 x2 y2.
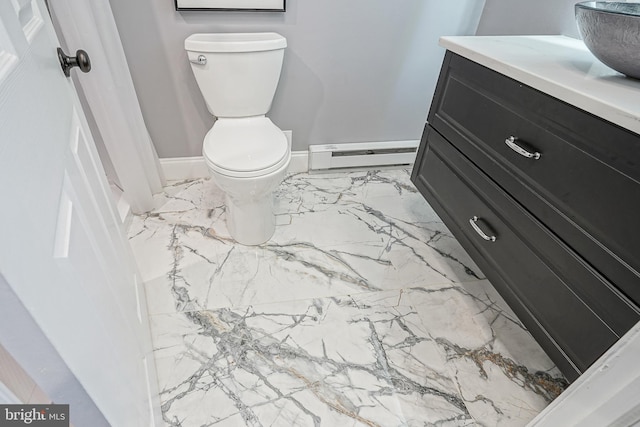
0 1 159 425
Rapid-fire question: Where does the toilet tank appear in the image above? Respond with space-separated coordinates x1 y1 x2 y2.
185 33 286 118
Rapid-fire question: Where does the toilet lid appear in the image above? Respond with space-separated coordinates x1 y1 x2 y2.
203 117 289 178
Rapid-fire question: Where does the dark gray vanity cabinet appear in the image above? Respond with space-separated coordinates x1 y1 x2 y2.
411 52 640 381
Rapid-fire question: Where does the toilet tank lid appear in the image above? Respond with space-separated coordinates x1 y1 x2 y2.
185 33 287 53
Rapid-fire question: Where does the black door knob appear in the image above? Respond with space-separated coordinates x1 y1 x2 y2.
57 47 91 77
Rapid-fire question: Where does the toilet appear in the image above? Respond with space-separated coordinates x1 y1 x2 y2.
185 33 290 245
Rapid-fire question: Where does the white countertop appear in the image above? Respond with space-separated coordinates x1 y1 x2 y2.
439 36 640 136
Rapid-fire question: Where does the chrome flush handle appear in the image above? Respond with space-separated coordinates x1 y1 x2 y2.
190 55 207 65
505 136 541 160
469 216 497 242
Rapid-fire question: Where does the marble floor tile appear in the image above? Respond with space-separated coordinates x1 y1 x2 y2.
129 170 484 314
129 168 568 426
405 283 566 426
152 291 475 426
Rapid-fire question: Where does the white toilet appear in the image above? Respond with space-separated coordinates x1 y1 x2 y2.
185 33 290 245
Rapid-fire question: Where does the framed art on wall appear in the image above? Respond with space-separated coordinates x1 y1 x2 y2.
175 0 285 11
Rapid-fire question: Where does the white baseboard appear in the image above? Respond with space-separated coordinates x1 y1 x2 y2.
160 152 309 181
288 151 309 174
160 130 309 181
159 156 210 181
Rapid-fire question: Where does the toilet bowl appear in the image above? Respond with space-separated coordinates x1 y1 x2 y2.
185 32 290 245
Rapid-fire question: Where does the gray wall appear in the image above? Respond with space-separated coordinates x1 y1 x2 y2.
476 0 580 38
108 0 484 158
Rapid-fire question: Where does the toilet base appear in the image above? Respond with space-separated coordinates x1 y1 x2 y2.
206 126 291 246
225 193 276 246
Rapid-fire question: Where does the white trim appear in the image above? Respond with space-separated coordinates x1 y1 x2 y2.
176 0 285 10
159 130 309 180
52 1 164 214
288 151 309 174
160 151 310 181
308 140 419 171
529 320 640 427
159 156 210 181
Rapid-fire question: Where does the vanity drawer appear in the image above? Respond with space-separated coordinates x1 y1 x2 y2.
412 127 640 379
428 52 640 306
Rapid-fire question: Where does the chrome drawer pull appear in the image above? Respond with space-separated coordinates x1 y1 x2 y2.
190 55 207 65
505 136 541 160
469 216 497 242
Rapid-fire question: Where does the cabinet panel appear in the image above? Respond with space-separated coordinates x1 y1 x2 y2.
429 53 640 306
412 127 639 378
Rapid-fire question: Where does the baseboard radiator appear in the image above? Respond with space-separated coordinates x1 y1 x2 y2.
308 140 420 171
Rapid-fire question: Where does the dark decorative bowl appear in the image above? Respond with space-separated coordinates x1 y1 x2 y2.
575 1 640 79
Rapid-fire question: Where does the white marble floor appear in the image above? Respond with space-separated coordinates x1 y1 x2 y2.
128 169 567 427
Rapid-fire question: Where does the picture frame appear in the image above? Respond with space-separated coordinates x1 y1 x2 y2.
175 0 286 12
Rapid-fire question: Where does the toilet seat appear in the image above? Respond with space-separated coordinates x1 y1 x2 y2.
203 117 289 178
